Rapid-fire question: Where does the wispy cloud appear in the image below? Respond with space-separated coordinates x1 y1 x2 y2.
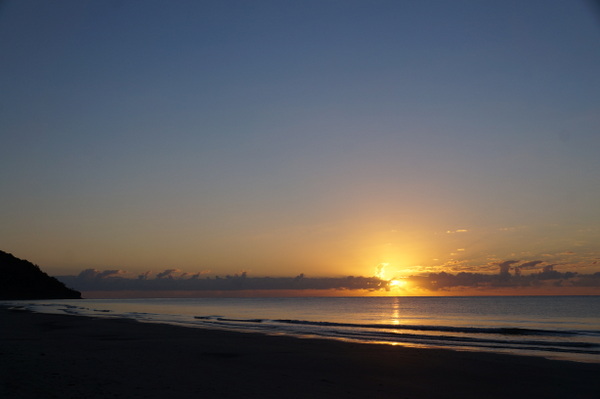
446 229 469 234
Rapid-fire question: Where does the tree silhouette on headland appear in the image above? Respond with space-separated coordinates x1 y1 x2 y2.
0 250 81 299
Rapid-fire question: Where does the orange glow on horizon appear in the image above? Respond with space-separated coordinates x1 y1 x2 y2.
81 285 600 299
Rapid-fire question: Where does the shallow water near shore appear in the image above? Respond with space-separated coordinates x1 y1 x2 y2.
4 295 600 363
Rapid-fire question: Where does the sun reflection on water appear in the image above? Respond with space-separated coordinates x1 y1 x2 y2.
390 297 401 325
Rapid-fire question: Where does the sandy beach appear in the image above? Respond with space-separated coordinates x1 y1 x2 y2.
1 307 599 399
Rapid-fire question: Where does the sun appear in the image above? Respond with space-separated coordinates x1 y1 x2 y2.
389 279 406 288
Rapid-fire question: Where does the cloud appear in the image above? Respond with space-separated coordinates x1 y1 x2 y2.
58 271 389 292
58 261 600 294
446 229 468 234
98 270 125 278
77 269 127 280
498 260 519 276
404 260 599 291
138 271 152 280
156 269 181 279
513 260 544 276
517 260 543 270
77 269 100 280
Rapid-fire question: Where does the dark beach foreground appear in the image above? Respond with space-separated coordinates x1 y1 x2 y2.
1 307 599 399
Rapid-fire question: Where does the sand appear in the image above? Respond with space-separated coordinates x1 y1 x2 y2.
1 307 599 399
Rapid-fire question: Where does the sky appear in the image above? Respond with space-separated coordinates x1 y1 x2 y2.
1 1 600 295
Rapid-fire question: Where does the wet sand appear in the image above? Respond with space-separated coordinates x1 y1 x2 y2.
1 307 598 399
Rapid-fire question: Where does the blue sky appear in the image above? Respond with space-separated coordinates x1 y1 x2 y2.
1 0 599 282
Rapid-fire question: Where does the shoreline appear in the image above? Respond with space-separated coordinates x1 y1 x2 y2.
1 307 599 398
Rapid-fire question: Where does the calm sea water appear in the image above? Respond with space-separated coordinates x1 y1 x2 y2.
4 296 600 363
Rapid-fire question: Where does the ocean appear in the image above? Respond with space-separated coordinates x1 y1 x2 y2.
4 296 600 363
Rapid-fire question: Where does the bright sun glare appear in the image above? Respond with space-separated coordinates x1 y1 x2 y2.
375 263 409 292
389 279 406 288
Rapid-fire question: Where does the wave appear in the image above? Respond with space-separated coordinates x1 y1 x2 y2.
195 316 263 323
197 316 584 337
188 315 600 357
325 326 600 350
276 319 581 336
7 300 600 362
